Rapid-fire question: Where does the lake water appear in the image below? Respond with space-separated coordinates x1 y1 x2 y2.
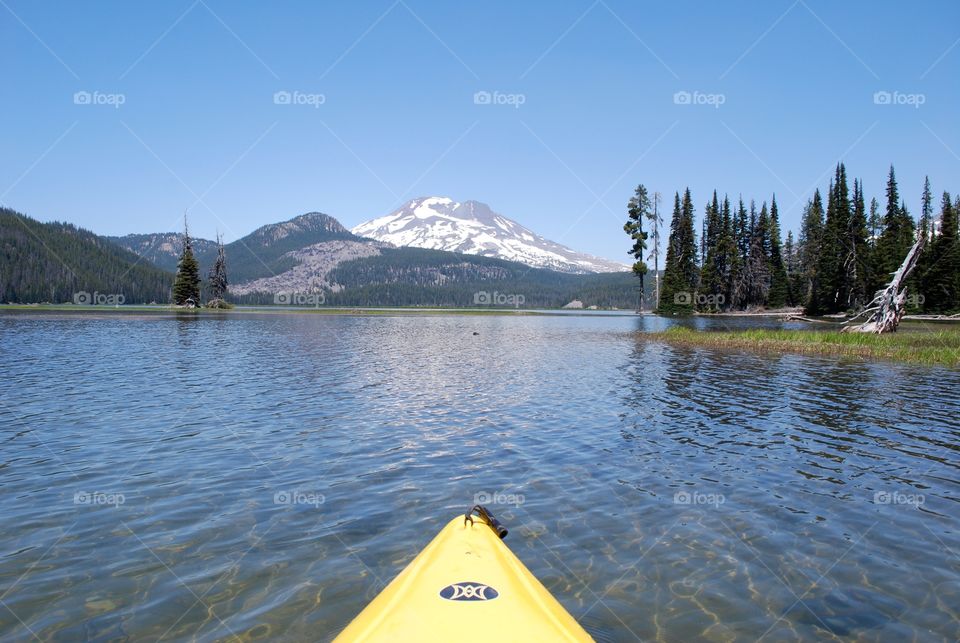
1 311 958 642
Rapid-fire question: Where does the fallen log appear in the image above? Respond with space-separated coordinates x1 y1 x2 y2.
843 236 925 334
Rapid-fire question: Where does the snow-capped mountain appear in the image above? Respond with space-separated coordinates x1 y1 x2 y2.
351 197 629 274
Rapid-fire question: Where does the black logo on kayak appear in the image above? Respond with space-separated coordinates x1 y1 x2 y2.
439 582 499 601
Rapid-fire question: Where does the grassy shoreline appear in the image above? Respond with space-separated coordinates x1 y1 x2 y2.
651 326 960 366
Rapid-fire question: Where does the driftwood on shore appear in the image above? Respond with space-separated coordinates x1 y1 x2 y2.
843 236 926 334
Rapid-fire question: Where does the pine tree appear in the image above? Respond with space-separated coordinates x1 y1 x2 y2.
732 197 750 308
811 174 841 314
784 229 804 306
920 176 933 242
172 216 201 306
698 191 725 310
922 192 960 313
207 233 229 305
874 165 915 292
867 197 881 242
718 196 736 309
745 201 771 307
847 178 871 308
811 164 860 314
658 189 698 314
799 190 824 310
767 195 789 308
624 184 650 311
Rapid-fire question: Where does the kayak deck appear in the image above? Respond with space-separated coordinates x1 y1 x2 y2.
334 512 594 642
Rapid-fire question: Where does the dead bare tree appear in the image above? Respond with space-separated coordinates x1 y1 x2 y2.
843 235 925 334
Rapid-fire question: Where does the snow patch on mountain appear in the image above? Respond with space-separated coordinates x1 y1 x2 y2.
352 197 629 274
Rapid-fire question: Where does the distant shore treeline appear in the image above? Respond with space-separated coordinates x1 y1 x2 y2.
630 165 958 315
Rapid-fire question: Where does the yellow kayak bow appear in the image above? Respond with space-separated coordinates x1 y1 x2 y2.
334 506 594 642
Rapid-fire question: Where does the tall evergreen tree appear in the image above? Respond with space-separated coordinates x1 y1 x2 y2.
799 190 825 310
698 191 725 310
784 229 804 306
767 195 789 308
624 184 650 310
847 177 871 308
732 198 750 308
810 170 847 314
874 165 915 292
658 189 698 314
718 196 736 310
920 176 933 242
867 197 881 242
922 192 959 313
809 164 861 313
172 216 201 306
745 201 771 307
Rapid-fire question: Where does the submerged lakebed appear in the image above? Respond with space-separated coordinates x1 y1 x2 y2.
1 311 958 641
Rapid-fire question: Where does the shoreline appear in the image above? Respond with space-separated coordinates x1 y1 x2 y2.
0 304 635 317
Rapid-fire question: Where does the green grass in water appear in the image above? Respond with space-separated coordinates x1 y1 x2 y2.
654 325 960 366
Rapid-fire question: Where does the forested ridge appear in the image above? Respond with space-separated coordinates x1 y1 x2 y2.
0 208 173 304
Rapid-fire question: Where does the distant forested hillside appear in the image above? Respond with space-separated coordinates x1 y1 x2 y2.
107 232 217 273
0 208 172 304
234 247 646 308
202 212 360 284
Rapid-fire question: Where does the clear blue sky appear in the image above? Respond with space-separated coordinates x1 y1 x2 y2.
2 0 957 262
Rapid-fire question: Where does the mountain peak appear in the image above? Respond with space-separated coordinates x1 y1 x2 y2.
352 197 628 274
